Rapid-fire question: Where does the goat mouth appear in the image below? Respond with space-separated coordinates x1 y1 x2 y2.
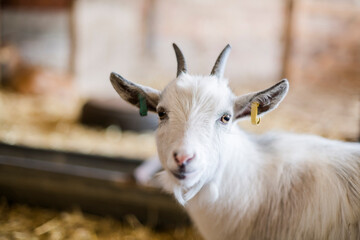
172 171 186 180
171 170 196 180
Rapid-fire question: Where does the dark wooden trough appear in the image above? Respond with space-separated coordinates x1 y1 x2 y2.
0 143 189 229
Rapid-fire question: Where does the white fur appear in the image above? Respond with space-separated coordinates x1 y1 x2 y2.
155 73 360 240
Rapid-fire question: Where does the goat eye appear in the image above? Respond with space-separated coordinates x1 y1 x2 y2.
158 111 167 120
220 114 231 124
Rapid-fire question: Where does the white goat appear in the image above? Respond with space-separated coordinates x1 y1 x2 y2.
110 44 360 240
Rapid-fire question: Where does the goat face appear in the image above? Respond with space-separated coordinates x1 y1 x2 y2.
110 43 289 204
156 74 234 189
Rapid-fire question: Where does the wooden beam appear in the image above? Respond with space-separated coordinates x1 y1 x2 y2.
1 0 73 10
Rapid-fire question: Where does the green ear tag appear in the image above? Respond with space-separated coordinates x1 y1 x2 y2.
138 94 148 116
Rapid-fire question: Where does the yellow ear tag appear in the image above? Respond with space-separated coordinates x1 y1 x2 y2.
251 102 261 126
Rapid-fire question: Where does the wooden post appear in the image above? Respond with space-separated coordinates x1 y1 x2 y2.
0 5 2 86
68 0 76 75
280 0 295 79
141 0 157 58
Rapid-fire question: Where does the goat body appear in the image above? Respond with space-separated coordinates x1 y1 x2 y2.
110 44 360 240
186 130 360 240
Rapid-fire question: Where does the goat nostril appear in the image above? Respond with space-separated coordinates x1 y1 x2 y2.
173 152 178 162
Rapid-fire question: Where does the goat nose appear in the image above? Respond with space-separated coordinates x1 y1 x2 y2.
173 152 194 166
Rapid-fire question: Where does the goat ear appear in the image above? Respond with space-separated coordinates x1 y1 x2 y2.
234 79 289 120
110 72 160 112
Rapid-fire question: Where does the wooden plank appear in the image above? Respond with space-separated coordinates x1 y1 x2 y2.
0 143 142 172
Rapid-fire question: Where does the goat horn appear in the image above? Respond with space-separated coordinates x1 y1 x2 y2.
173 43 187 77
210 44 231 78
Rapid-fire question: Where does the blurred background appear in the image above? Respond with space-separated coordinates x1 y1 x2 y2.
0 0 359 239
